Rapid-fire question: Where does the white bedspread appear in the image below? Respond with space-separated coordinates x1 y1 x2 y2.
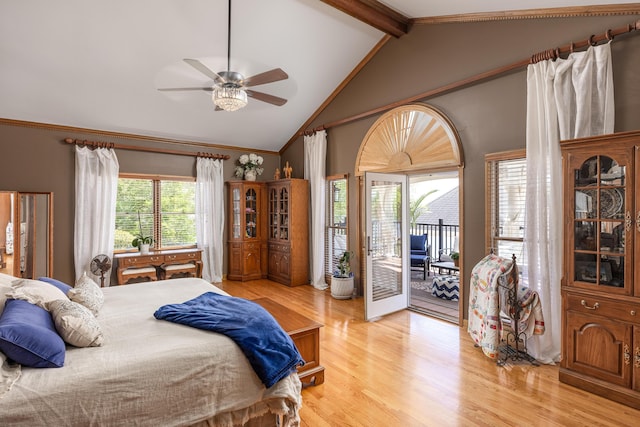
0 278 302 426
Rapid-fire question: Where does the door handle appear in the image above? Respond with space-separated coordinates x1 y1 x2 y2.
367 236 372 256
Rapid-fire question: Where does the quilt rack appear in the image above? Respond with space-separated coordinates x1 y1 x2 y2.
496 254 539 367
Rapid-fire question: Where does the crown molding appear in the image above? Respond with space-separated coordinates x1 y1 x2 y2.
0 118 277 155
413 3 640 25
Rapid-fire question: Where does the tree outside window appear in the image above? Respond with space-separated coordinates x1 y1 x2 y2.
115 176 196 251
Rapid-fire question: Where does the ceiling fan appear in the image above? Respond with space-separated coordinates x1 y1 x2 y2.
158 0 288 111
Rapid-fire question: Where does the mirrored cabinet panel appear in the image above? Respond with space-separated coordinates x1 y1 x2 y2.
0 191 53 279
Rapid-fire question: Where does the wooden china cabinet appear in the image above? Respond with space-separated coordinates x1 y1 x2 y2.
226 181 267 281
267 178 309 286
560 130 640 409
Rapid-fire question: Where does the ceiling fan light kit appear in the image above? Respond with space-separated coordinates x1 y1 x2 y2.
159 0 288 111
214 84 247 111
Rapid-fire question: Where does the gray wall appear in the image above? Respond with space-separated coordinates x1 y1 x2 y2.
0 122 279 283
282 15 640 312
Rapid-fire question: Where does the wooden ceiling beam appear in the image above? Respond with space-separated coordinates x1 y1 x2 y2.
321 0 409 37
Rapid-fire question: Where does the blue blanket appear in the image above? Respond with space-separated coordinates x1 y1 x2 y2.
154 292 304 388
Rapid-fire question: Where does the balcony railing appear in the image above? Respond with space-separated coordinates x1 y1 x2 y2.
411 220 459 261
369 219 460 262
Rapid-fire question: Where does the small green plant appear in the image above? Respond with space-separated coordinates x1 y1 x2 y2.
131 233 153 249
334 251 353 278
131 210 153 249
450 251 459 261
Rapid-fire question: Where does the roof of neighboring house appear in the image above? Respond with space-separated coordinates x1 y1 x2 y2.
416 187 459 226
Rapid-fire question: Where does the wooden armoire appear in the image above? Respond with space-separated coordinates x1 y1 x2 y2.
560 130 640 409
266 178 309 286
226 181 267 281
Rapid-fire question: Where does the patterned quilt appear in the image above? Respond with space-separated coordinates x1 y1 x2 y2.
467 254 517 359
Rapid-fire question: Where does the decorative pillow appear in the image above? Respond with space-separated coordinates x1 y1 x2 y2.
0 299 65 368
47 299 104 347
68 273 104 316
38 277 73 295
7 278 69 309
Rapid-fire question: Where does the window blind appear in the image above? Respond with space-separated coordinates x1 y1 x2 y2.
487 155 527 262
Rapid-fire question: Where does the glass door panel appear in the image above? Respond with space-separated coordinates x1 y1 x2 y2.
365 172 408 320
572 154 628 291
232 188 241 239
245 188 257 238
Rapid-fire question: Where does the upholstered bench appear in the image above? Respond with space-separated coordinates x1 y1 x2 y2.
118 267 158 285
160 263 197 280
432 275 459 301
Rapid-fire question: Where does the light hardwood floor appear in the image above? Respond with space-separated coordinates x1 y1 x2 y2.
218 279 640 427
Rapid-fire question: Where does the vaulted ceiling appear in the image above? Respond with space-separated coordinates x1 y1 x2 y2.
1 1 637 152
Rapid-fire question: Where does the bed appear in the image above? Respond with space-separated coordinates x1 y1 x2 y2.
0 276 302 426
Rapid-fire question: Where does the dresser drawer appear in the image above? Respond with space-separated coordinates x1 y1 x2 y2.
565 293 640 323
121 255 163 267
268 242 290 253
164 251 201 263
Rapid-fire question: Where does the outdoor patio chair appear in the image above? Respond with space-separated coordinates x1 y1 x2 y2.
410 233 431 279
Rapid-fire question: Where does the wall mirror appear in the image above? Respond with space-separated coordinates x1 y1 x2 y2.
0 191 53 279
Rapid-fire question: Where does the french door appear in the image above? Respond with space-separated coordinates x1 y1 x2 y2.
364 172 409 320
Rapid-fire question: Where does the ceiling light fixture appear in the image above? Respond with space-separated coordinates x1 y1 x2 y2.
213 83 247 112
211 0 247 112
158 0 288 111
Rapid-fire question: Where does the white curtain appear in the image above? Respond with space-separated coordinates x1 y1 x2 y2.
74 146 119 285
304 130 328 290
525 43 614 363
196 157 224 283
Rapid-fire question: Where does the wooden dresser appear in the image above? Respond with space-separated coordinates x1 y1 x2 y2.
115 248 202 285
560 130 640 409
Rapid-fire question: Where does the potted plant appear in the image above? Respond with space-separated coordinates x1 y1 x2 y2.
331 251 354 299
450 251 460 267
132 211 153 254
234 153 264 181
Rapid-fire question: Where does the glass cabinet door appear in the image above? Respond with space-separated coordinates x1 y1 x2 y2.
232 187 241 239
268 187 278 239
278 187 289 240
245 188 257 238
572 155 627 289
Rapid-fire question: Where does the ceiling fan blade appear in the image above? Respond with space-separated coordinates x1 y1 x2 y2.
246 89 287 106
183 58 225 83
243 68 288 87
158 87 213 92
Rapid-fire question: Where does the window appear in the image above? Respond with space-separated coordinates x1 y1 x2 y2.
115 175 196 251
485 150 527 265
325 175 348 282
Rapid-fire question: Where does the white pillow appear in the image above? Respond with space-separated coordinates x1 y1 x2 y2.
68 273 104 316
7 278 69 309
47 299 104 347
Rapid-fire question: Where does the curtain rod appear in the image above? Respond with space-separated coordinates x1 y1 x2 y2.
63 138 230 160
303 19 640 135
